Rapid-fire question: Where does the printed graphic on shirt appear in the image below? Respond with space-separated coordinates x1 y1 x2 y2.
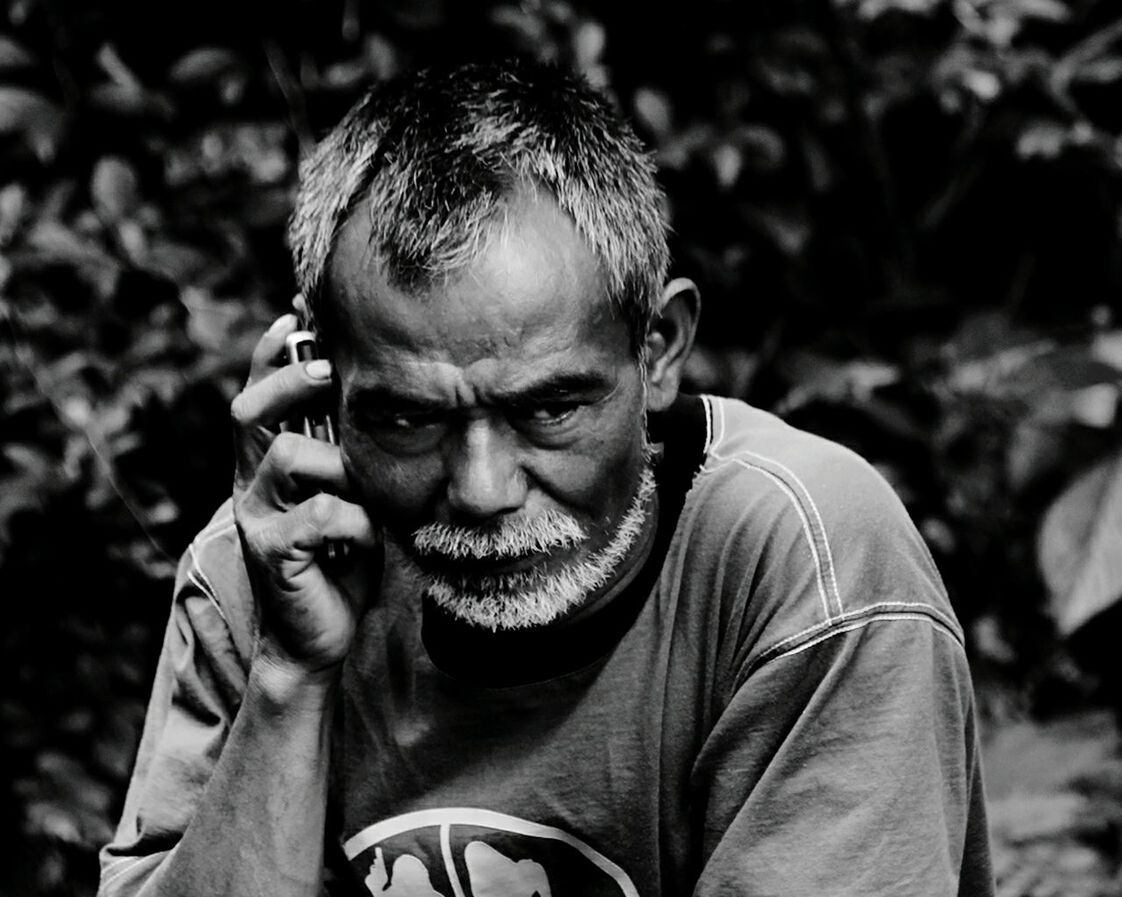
345 808 639 897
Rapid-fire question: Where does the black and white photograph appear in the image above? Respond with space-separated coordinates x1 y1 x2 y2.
2 1 1122 895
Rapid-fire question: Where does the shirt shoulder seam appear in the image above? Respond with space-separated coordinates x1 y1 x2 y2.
182 509 237 624
698 399 844 620
745 602 965 679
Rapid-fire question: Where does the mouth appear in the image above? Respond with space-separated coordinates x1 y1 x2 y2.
411 548 565 582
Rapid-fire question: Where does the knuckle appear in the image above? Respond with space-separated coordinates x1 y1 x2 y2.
266 431 302 469
244 513 287 562
306 493 336 529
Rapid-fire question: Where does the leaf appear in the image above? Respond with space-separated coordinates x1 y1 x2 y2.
743 204 810 256
0 86 62 161
710 143 742 189
946 341 1119 401
656 123 711 170
0 33 35 71
1091 330 1122 371
850 0 942 19
364 33 399 82
1006 418 1067 492
1017 120 1071 160
734 123 785 172
91 156 140 223
777 352 900 412
489 5 547 48
572 20 606 71
984 709 1120 801
1074 57 1122 85
1003 0 1071 23
322 57 370 91
0 181 26 244
181 286 243 350
1031 348 1122 391
1039 452 1122 635
683 346 758 397
633 87 672 140
143 238 216 285
168 46 242 86
25 221 122 297
962 68 1002 102
1065 385 1118 428
88 82 175 120
991 792 1090 843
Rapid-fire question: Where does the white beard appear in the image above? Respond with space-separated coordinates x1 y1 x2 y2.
403 466 657 631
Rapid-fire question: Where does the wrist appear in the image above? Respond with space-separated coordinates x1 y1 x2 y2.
249 649 342 714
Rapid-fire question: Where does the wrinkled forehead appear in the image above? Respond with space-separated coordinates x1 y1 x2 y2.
321 185 624 371
324 184 609 314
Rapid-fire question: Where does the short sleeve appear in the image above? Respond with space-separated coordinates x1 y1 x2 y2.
690 614 993 896
687 398 993 895
97 517 250 896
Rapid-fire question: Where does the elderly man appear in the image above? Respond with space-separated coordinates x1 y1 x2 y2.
99 59 992 896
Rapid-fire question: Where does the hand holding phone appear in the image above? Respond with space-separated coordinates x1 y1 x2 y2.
231 311 377 676
285 329 347 564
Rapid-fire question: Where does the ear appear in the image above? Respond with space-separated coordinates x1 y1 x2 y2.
643 277 700 413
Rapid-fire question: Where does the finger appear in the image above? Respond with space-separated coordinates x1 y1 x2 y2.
243 432 350 509
253 494 379 562
231 357 334 437
291 293 309 318
247 313 300 387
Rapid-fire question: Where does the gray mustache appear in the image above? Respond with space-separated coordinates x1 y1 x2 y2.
411 510 586 561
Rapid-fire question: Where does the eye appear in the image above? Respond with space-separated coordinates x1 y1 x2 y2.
356 407 442 430
515 402 580 427
354 409 448 453
382 413 434 431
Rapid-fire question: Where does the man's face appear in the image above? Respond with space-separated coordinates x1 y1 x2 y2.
325 189 654 629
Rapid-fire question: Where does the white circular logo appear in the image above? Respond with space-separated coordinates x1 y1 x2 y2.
345 808 640 897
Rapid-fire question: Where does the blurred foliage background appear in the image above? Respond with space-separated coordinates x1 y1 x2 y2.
2 0 1122 894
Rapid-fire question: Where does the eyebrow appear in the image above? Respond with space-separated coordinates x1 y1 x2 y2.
346 370 614 414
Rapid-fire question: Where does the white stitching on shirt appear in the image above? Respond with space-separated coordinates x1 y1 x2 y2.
99 853 167 891
705 406 843 617
701 394 714 454
764 612 962 667
704 457 835 621
186 533 234 624
757 600 961 666
735 449 842 616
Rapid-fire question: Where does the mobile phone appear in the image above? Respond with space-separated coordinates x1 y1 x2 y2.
285 330 338 444
285 329 347 563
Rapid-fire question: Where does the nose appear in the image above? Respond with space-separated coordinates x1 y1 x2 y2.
445 417 528 522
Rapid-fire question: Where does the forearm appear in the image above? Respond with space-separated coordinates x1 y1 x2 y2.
135 658 338 897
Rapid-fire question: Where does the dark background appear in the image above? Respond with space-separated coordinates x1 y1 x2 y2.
2 0 1122 893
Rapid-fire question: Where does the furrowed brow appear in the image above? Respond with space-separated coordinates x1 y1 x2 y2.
346 385 444 414
493 372 613 405
347 371 612 413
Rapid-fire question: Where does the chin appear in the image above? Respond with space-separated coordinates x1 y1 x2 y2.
423 567 596 631
407 466 657 632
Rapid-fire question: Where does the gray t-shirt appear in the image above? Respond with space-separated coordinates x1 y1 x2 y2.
100 394 993 896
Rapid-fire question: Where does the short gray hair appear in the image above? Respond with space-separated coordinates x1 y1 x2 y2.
287 58 669 354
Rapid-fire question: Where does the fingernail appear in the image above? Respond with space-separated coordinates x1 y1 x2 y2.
306 359 332 379
269 313 296 333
